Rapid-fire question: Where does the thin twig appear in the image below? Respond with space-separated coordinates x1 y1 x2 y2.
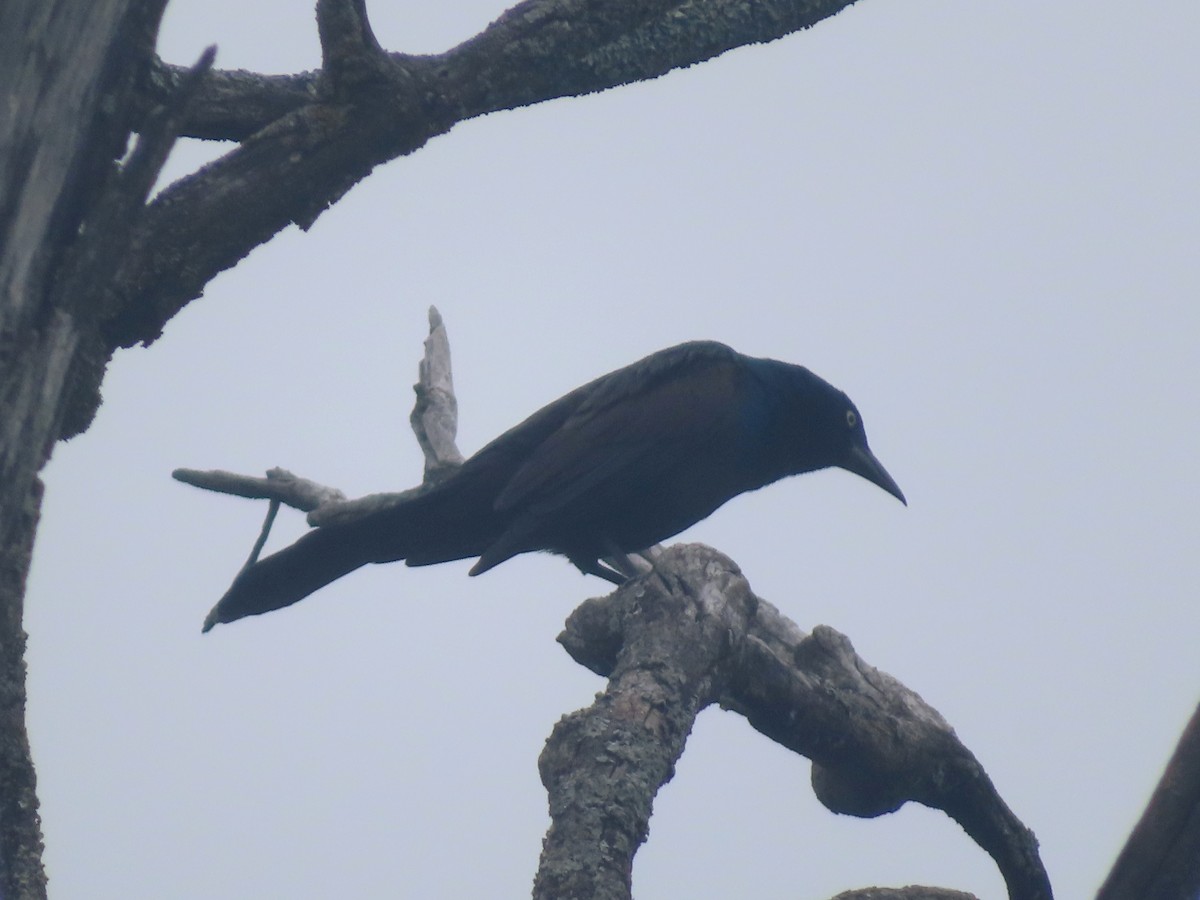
245 499 280 569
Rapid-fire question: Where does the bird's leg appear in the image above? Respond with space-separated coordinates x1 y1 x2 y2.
569 556 628 585
601 540 656 581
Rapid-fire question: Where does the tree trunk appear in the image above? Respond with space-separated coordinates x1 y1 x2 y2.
0 1 167 893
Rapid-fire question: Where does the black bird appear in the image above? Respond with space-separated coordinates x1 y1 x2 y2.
203 341 904 630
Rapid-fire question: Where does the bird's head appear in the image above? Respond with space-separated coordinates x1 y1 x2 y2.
756 360 906 505
829 395 906 505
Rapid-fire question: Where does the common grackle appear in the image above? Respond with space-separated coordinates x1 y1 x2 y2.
203 341 904 630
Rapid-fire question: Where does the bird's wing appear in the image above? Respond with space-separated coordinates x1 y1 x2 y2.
493 342 751 517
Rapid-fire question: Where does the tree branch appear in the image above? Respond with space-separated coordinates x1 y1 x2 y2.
172 467 346 511
550 545 1053 900
176 307 461 553
315 0 387 93
829 889 980 900
1097 699 1200 900
409 307 465 484
104 0 863 350
139 58 319 142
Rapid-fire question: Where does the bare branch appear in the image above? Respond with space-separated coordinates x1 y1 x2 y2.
1097 699 1200 900
537 545 748 900
50 44 215 440
409 306 465 483
179 310 461 546
172 467 346 511
106 0 864 350
315 0 387 92
829 889 980 900
551 544 1053 900
139 59 319 142
117 46 217 207
733 627 1049 899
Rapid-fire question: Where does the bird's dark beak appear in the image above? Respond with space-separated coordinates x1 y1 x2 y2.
841 445 906 505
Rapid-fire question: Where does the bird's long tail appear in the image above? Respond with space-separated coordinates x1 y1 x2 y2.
202 517 391 632
202 471 507 631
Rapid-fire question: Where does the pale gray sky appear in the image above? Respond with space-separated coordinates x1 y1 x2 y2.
25 1 1200 897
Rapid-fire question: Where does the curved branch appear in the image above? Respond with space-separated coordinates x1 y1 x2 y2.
731 627 1049 899
105 0 863 349
552 546 1053 900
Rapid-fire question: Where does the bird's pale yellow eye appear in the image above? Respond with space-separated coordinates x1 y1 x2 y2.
845 409 858 429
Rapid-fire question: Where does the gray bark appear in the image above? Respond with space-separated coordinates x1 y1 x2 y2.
542 545 1052 900
0 1 169 894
